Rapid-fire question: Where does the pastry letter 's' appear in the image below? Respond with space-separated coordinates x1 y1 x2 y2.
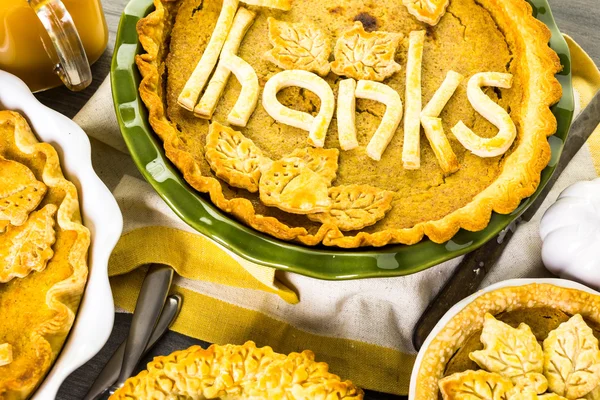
451 72 517 158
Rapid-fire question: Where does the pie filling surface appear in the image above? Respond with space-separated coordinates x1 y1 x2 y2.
0 111 90 399
136 0 562 247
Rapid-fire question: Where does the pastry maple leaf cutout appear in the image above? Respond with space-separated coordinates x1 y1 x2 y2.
0 343 12 367
204 122 270 193
264 18 332 77
470 314 547 394
0 157 47 227
0 204 57 283
451 72 517 158
439 370 514 400
543 314 600 399
330 22 402 82
287 147 339 186
259 157 332 214
402 0 450 26
262 70 335 148
308 185 394 231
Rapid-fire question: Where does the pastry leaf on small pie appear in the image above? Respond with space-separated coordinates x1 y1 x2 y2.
0 204 57 283
0 157 47 227
330 22 402 82
439 370 514 400
470 314 544 383
264 17 332 77
0 343 12 367
308 185 394 231
205 122 270 193
259 157 332 214
402 0 450 26
543 314 600 399
288 147 339 186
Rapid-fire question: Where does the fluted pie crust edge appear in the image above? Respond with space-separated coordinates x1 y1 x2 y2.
413 284 600 399
135 0 562 248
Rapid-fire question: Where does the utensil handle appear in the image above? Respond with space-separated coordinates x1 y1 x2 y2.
115 264 173 387
412 224 516 351
28 0 92 91
83 294 182 400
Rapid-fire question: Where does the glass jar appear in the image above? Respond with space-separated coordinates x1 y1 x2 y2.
0 0 109 92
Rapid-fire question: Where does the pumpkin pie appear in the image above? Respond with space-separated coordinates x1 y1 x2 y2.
136 0 562 247
110 341 363 399
0 111 90 399
413 283 600 400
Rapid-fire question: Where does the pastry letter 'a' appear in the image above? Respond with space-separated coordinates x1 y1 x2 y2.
262 70 335 148
178 0 239 111
451 72 517 158
195 7 256 120
356 80 403 161
402 30 426 169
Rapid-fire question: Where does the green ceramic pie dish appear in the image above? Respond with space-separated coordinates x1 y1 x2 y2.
111 0 574 280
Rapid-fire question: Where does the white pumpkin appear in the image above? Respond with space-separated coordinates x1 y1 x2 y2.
540 178 600 289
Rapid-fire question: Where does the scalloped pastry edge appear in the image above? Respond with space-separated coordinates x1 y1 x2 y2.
0 111 90 398
136 0 562 248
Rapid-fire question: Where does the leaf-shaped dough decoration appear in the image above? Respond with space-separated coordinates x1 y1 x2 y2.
0 343 12 367
259 157 331 214
330 22 402 82
287 147 339 186
0 204 57 283
470 314 544 382
264 18 332 76
402 0 450 26
205 122 270 193
543 314 600 399
0 157 47 226
439 370 514 400
308 185 394 231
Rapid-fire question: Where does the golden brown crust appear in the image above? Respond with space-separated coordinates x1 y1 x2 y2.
0 111 90 399
110 341 364 399
414 284 600 400
136 0 562 248
0 157 47 227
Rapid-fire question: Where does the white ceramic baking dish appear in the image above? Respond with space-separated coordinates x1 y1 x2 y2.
408 278 600 399
0 69 123 399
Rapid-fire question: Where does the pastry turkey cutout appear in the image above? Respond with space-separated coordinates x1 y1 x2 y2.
259 157 332 214
470 314 546 393
330 22 402 82
402 0 450 26
264 18 332 77
543 314 600 399
287 147 339 186
308 185 394 231
262 70 335 148
204 122 270 193
0 204 57 283
0 157 47 227
439 370 514 400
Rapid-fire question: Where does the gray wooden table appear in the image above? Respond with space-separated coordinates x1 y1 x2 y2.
45 0 599 399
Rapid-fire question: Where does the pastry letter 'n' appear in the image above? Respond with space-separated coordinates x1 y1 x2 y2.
177 0 239 111
337 79 358 151
451 72 517 158
262 70 335 148
218 52 260 127
356 80 403 161
403 30 426 169
195 7 256 120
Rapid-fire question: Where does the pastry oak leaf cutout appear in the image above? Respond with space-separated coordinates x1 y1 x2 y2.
265 17 332 77
470 313 546 393
288 147 339 186
402 0 451 26
0 204 57 283
543 314 600 399
439 370 514 400
331 21 403 82
205 122 270 193
308 185 394 231
0 157 47 227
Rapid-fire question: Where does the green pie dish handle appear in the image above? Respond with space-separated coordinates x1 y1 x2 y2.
110 0 574 280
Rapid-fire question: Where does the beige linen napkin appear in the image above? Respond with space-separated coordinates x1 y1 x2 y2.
74 36 600 395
